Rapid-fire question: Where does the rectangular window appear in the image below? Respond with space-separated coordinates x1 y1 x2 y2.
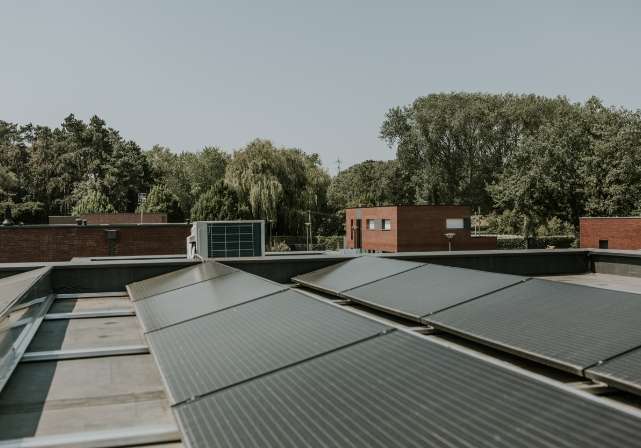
446 218 464 229
381 219 391 231
367 219 376 230
599 240 609 249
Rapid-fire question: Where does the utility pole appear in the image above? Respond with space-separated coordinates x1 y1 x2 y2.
138 193 147 224
335 158 342 174
305 210 312 251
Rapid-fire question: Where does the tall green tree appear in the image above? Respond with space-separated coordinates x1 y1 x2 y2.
138 184 184 222
72 189 115 215
381 93 572 210
225 139 331 235
191 181 248 221
328 160 400 210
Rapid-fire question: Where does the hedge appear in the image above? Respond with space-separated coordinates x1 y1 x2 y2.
0 201 47 224
497 235 576 250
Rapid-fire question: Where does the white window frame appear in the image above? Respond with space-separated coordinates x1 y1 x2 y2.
446 218 464 229
367 219 376 230
381 219 391 231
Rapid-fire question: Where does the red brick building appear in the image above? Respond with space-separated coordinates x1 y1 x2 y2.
0 224 190 263
580 217 641 249
345 205 496 252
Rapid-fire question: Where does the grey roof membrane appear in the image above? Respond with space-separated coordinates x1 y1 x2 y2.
342 264 525 321
292 256 424 294
147 289 389 404
127 261 236 301
426 278 641 375
174 331 641 448
586 348 641 396
134 271 287 333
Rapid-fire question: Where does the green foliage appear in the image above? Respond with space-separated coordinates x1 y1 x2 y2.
497 235 576 250
138 184 185 222
0 166 17 200
225 139 331 236
381 93 568 209
191 181 248 221
328 160 400 209
315 235 344 251
0 201 46 224
72 189 115 215
535 216 576 237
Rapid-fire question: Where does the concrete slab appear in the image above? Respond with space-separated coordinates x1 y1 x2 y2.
49 296 134 314
538 273 641 294
0 354 175 440
27 316 144 352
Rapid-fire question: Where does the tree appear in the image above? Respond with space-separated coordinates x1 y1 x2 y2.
72 189 115 215
487 102 588 237
0 166 16 200
328 160 400 210
225 139 331 235
139 184 184 222
380 93 572 210
191 181 248 221
580 98 641 216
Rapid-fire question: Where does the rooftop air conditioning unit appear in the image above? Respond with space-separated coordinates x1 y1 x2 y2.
187 220 265 259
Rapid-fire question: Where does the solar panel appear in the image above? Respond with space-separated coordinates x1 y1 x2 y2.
426 279 641 375
343 264 525 321
147 289 389 404
174 331 641 448
292 256 424 294
134 271 287 333
586 348 641 396
127 261 236 301
0 268 50 316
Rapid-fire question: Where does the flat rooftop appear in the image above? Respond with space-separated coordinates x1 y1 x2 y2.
2 249 641 447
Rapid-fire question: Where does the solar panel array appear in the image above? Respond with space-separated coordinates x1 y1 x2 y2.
131 259 641 447
343 263 524 321
295 256 641 396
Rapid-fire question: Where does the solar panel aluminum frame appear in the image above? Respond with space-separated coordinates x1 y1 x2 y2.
338 265 526 323
291 257 424 296
586 367 641 397
424 278 641 377
173 329 641 448
0 293 55 393
425 317 589 376
0 267 51 318
584 349 641 397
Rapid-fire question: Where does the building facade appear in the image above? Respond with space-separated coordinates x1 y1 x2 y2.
345 205 496 252
580 217 641 250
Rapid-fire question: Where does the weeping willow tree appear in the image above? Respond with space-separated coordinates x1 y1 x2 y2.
224 139 331 235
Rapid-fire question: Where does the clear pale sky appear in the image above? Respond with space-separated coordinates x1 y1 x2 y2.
1 1 639 173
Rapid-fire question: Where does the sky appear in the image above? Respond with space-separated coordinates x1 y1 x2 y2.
1 1 640 173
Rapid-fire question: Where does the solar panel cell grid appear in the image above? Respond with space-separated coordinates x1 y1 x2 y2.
147 289 389 404
174 331 641 448
134 271 287 332
292 256 424 294
426 278 641 374
343 264 525 320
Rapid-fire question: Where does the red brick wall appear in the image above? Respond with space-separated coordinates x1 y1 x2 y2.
48 213 168 225
345 205 496 252
0 224 190 263
580 218 641 249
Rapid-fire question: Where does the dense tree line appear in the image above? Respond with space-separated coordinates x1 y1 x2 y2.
0 116 335 236
2 93 640 239
378 93 641 236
